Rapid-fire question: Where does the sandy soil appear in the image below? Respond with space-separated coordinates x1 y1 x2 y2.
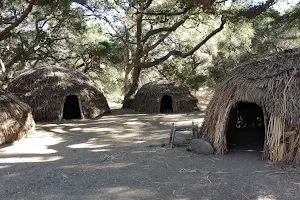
0 108 300 200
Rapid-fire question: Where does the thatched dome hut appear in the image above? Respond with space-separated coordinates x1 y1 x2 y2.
200 48 300 164
9 67 111 122
0 92 35 144
130 82 199 113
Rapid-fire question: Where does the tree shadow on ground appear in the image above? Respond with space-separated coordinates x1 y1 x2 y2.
0 109 299 200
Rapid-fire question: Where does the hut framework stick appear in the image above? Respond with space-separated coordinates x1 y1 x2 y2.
192 121 195 138
170 123 176 149
169 123 175 144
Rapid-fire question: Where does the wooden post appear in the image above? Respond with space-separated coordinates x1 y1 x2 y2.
169 123 175 144
192 121 195 138
170 123 176 149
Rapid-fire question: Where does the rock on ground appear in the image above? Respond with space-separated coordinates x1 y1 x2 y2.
147 141 166 147
188 138 214 155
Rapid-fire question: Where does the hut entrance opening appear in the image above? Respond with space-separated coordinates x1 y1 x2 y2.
226 102 265 151
63 95 81 119
160 95 173 113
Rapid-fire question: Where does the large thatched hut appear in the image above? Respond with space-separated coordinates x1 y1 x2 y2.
0 92 35 144
9 67 111 122
130 82 199 113
200 48 300 164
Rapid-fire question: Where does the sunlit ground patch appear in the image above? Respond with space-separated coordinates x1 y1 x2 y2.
256 195 277 200
67 143 111 149
90 149 112 152
50 128 68 133
124 121 144 125
98 186 154 198
112 133 141 139
61 162 135 169
0 132 63 155
0 156 63 163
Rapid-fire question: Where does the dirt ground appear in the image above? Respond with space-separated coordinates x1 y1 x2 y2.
1 106 300 200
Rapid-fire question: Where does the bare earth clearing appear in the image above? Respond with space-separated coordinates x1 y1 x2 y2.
1 106 300 200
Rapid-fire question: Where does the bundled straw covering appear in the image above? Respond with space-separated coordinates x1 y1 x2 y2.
130 82 199 113
200 48 300 164
9 67 110 122
0 92 35 144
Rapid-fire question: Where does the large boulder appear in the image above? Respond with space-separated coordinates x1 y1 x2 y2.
188 139 214 155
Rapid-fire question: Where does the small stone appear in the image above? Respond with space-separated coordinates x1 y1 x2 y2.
147 141 166 148
188 139 214 155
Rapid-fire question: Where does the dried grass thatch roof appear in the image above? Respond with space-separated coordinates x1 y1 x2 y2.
0 92 35 144
8 66 111 122
200 48 300 164
130 81 199 113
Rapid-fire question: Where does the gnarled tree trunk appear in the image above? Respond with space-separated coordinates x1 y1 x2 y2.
122 65 141 108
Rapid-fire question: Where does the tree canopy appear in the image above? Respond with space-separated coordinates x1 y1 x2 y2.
1 0 300 103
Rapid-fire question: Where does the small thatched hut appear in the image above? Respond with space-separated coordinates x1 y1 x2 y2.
9 67 111 122
200 48 300 164
0 92 35 144
130 82 199 113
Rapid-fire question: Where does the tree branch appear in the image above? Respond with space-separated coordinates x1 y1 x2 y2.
141 31 172 57
142 16 189 43
138 6 192 16
141 17 226 68
233 0 276 20
0 59 5 74
135 13 143 61
0 0 36 41
72 0 87 6
154 66 169 80
144 0 153 9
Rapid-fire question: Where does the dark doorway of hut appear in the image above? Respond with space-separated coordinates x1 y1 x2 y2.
160 95 173 113
226 102 265 152
63 95 82 120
